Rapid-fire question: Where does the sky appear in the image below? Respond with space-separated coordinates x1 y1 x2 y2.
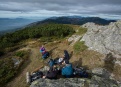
0 0 121 19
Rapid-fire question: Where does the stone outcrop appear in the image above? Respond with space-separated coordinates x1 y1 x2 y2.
81 20 121 57
30 67 120 87
30 76 119 87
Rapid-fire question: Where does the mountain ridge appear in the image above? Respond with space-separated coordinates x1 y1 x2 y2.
30 16 116 26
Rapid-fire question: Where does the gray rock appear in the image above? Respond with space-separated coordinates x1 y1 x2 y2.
81 20 121 57
30 78 86 87
90 75 119 87
30 76 119 87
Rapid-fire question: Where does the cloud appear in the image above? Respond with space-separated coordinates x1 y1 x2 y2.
0 0 121 19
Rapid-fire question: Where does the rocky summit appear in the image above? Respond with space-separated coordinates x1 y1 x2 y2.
81 20 121 57
30 75 119 87
30 66 120 87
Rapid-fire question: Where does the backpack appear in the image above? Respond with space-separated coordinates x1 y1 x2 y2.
31 71 43 82
74 67 88 78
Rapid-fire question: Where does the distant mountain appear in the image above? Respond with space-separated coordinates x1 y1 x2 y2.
0 18 41 33
32 16 116 26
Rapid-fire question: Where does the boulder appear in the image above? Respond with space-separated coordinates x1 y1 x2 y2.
30 76 119 87
90 75 118 87
92 68 111 79
81 20 121 57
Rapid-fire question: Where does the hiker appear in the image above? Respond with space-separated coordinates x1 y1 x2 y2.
40 45 46 53
63 50 70 61
40 45 49 59
48 59 55 67
43 66 59 79
61 60 73 78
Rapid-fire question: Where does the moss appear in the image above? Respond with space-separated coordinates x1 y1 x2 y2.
74 41 88 53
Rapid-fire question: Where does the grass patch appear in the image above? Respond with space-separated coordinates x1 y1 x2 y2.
65 24 87 35
113 64 121 81
14 50 30 61
76 27 87 35
74 41 88 53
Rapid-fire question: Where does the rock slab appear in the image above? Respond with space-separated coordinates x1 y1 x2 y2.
81 20 121 57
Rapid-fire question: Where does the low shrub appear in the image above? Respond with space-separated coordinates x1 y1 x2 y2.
0 58 16 86
14 50 29 60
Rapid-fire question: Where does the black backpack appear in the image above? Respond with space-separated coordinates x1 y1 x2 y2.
74 67 88 78
31 71 43 82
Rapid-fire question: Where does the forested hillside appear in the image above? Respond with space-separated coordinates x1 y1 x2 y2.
0 24 74 56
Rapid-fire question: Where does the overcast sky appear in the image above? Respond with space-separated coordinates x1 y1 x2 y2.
0 0 121 19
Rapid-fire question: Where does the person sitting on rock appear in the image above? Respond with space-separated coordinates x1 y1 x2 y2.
43 66 59 79
48 59 55 67
40 45 49 59
63 50 70 61
40 45 46 53
61 60 73 78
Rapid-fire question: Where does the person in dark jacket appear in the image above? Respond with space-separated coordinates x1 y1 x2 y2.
64 50 70 60
45 66 58 79
48 59 55 67
61 60 73 78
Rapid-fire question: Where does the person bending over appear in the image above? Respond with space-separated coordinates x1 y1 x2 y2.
61 60 73 78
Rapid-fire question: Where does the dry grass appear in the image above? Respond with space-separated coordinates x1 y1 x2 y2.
70 50 104 69
113 64 121 81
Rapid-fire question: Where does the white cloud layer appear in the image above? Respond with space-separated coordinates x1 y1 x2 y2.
0 0 121 19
